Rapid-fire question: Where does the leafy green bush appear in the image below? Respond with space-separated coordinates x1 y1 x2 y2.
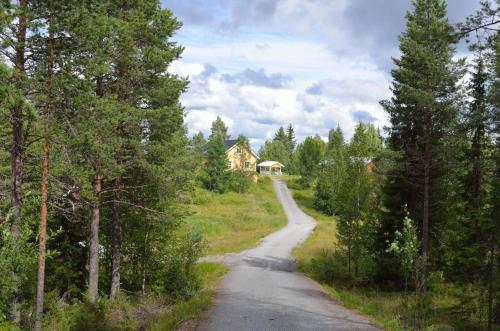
308 249 354 285
0 224 36 323
152 231 204 301
228 172 252 193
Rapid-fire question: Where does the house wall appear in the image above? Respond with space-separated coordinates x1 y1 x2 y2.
226 143 258 172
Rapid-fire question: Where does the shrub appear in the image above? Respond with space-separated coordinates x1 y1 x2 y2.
308 249 355 285
43 299 136 331
228 172 252 194
153 231 204 301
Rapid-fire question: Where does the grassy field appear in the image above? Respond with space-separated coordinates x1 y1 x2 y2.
288 184 404 331
152 262 228 331
183 176 288 255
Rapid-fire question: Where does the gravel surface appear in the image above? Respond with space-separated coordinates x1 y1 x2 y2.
203 179 379 331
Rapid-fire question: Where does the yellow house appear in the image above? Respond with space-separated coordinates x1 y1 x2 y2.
224 139 259 172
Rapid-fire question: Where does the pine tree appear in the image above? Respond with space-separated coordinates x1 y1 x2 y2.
380 0 462 293
205 134 229 193
210 116 229 139
192 131 207 155
33 1 56 327
485 30 500 331
274 126 287 145
286 123 296 152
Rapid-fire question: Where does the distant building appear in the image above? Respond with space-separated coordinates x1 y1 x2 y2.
221 139 259 172
257 161 285 175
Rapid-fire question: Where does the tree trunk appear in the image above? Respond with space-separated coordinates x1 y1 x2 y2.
110 182 122 301
9 0 28 322
88 170 102 303
34 16 54 331
421 146 431 295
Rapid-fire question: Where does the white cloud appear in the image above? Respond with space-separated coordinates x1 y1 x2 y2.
164 0 477 150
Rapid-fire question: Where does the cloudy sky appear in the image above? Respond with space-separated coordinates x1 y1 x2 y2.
161 0 480 150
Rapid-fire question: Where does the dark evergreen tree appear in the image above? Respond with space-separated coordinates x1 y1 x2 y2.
379 0 462 292
274 126 287 145
205 134 229 193
286 123 296 151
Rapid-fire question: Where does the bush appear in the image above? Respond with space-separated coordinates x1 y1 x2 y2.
228 172 252 194
307 249 355 286
286 177 307 190
153 231 204 301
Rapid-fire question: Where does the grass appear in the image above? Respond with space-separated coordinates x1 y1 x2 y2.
183 176 287 255
290 187 338 262
288 182 404 331
152 262 228 331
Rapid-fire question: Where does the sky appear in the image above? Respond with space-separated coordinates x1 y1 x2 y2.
161 0 481 150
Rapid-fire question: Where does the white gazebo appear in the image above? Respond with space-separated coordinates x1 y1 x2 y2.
257 161 285 175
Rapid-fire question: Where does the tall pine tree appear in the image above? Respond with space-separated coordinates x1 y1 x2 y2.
380 0 462 292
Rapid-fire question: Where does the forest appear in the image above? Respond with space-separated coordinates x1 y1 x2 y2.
0 0 498 330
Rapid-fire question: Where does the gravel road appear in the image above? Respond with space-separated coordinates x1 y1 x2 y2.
202 179 379 331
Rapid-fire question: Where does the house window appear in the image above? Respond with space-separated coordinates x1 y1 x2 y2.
227 160 232 169
236 147 243 154
245 161 251 169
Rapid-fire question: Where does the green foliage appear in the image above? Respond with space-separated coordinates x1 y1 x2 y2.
286 123 296 152
154 231 204 301
258 124 298 173
0 225 36 322
228 171 252 194
151 262 228 331
258 140 289 164
378 0 464 290
191 131 207 156
210 116 229 139
327 125 344 153
204 134 229 193
387 208 419 291
297 135 325 185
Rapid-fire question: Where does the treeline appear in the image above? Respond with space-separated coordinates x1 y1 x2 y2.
0 1 202 329
293 1 500 329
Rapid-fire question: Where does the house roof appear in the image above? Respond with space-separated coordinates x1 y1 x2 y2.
202 139 259 159
257 161 285 168
224 139 239 150
225 140 260 160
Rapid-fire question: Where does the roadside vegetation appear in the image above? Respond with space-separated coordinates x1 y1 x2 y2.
290 185 403 331
183 176 287 255
290 183 489 331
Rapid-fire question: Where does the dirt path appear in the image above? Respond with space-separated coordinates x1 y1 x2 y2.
201 179 379 330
